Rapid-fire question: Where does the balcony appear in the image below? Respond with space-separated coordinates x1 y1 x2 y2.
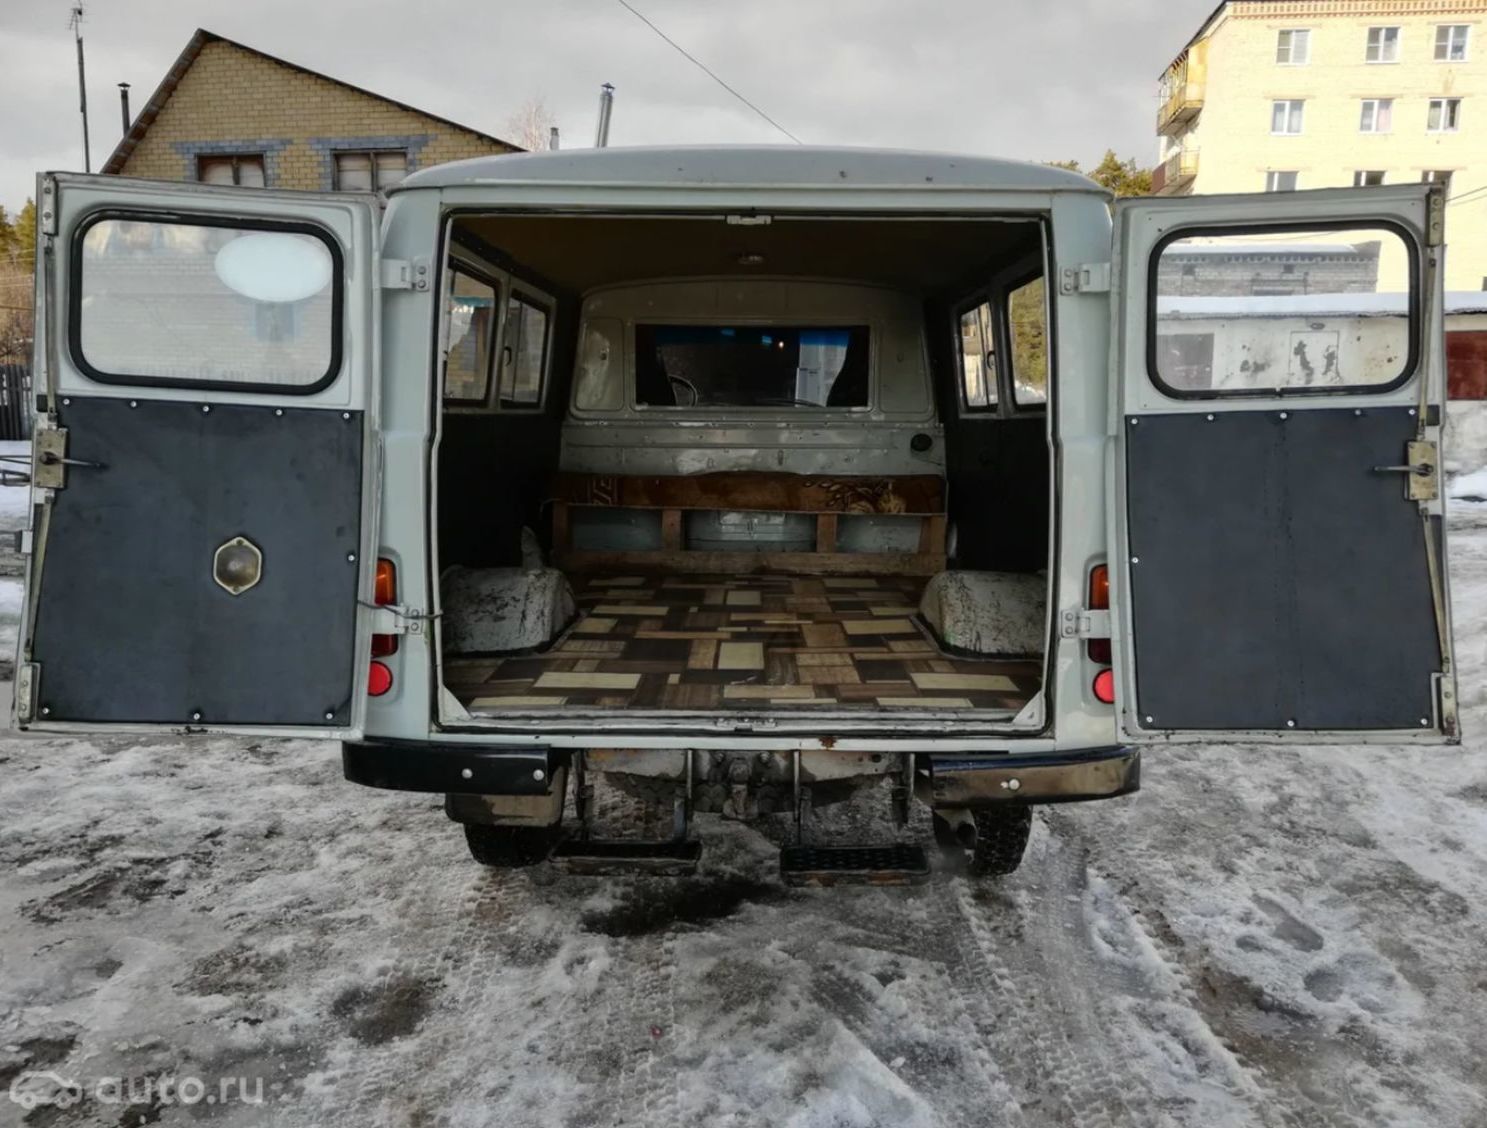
1157 83 1205 135
1152 149 1199 195
1156 41 1208 137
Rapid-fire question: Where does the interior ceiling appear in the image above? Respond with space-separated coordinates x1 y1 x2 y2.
455 214 1042 297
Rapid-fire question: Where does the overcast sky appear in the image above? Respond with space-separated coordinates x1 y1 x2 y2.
0 0 1220 215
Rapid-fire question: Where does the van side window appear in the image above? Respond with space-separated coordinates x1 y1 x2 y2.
1007 276 1048 407
498 293 549 408
443 266 497 404
1149 224 1416 397
958 302 998 410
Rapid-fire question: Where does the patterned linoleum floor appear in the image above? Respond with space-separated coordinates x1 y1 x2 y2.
446 573 1041 713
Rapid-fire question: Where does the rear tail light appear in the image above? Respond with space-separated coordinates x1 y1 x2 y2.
369 659 394 697
1086 564 1111 666
1092 668 1115 704
372 558 397 658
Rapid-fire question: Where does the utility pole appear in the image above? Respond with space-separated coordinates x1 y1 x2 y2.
70 4 91 173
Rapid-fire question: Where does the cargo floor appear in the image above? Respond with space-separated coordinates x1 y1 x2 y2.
446 573 1041 714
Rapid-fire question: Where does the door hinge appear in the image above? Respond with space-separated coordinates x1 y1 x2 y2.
380 258 430 291
1059 262 1111 295
1427 186 1446 247
369 603 430 636
1059 608 1112 639
33 427 68 490
39 177 58 237
1372 440 1438 501
16 663 38 724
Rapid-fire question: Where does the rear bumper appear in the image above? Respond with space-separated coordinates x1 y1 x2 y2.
343 739 569 795
927 746 1139 806
345 738 1138 806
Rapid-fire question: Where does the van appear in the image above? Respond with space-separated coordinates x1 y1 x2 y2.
16 148 1459 883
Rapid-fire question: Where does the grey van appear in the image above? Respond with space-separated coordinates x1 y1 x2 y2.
15 148 1459 882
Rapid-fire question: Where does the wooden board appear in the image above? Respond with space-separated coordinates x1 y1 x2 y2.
555 549 947 577
551 472 945 515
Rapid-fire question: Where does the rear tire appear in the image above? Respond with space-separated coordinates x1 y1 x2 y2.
968 808 1033 877
463 824 559 868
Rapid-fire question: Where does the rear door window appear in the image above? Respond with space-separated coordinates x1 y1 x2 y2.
73 215 339 391
1150 224 1416 396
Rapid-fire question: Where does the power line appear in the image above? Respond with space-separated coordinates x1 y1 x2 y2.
614 0 803 145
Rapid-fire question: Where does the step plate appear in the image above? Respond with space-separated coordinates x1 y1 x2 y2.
552 837 702 876
779 843 931 887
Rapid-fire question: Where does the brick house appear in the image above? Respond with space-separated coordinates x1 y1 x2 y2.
102 28 519 192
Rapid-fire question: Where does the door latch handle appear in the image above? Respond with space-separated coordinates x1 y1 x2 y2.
38 452 107 470
1372 462 1434 476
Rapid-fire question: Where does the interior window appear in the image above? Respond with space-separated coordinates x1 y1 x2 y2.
958 303 998 410
634 325 869 408
443 266 497 403
75 217 337 390
1007 277 1048 407
498 294 549 407
1151 225 1415 396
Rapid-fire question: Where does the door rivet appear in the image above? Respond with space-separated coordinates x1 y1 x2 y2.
1420 718 1430 726
1286 719 1296 728
1354 408 1364 416
202 405 211 413
1206 413 1214 421
61 397 70 406
275 408 284 417
1278 411 1288 420
128 400 137 408
1130 417 1140 425
324 711 335 721
1143 715 1153 724
346 552 357 563
1408 408 1417 417
1005 777 1021 791
532 768 546 782
1131 555 1140 564
191 711 202 722
461 768 474 780
342 412 350 420
40 706 50 716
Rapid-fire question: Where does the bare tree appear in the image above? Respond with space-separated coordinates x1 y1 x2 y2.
507 97 557 152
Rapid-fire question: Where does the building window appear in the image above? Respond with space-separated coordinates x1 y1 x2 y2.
1359 98 1394 132
1276 29 1311 64
1353 170 1386 187
1366 26 1401 62
1271 100 1305 134
1265 170 1299 192
1423 169 1454 192
1427 98 1463 132
333 150 409 192
1435 25 1470 61
197 154 266 187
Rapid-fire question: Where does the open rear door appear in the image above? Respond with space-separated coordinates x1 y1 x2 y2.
17 173 381 736
1109 184 1457 743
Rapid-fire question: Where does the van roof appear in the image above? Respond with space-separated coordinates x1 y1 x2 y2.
399 145 1105 195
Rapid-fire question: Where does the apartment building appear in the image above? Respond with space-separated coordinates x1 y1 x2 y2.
1154 1 1486 291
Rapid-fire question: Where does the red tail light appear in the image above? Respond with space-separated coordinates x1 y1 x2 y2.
369 660 393 697
372 557 397 658
1092 668 1115 704
1087 564 1111 666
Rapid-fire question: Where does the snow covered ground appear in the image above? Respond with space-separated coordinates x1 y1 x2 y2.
1 465 1486 1126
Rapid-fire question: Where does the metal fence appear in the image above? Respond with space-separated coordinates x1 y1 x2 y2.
0 363 32 441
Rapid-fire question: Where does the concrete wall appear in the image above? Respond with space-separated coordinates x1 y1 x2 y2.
115 39 515 190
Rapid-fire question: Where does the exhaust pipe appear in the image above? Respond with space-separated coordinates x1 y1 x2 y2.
594 83 614 148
